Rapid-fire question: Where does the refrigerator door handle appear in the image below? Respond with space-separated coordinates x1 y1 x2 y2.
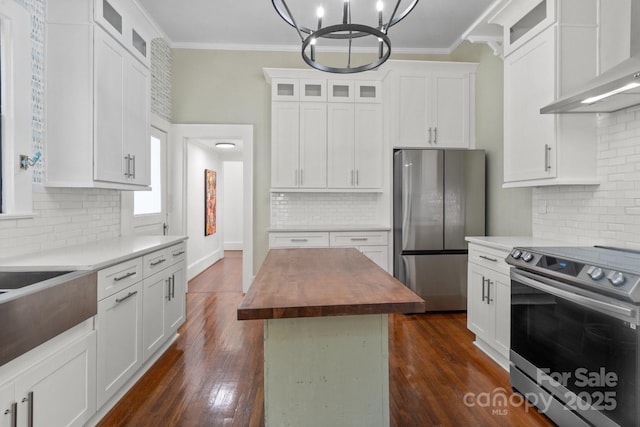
401 161 412 249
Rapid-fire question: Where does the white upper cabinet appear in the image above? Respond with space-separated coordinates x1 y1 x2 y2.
45 0 152 189
327 103 383 189
386 60 477 149
271 102 328 189
266 69 384 192
493 0 599 187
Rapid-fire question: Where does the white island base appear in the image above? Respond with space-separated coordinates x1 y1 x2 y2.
264 314 390 427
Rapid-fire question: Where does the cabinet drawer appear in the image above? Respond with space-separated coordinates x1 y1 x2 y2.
329 231 388 247
98 257 143 301
468 244 510 276
269 232 329 248
143 249 170 277
167 242 187 265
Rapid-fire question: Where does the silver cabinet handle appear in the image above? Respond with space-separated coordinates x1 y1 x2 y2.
173 250 185 257
481 277 486 302
479 255 498 262
124 155 130 177
113 271 136 282
433 127 437 144
150 258 166 266
544 144 551 171
5 402 17 427
486 279 493 304
115 290 137 304
350 237 368 242
22 392 33 427
166 277 172 301
131 155 136 179
290 238 308 242
171 274 176 299
427 127 432 143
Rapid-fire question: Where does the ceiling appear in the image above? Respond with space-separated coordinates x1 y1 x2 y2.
136 0 498 54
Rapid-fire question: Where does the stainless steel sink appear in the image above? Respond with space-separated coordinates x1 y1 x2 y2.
0 270 97 366
0 270 72 290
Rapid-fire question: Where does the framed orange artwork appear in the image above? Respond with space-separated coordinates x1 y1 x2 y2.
205 169 216 236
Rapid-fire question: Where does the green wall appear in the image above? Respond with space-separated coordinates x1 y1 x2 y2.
171 44 532 273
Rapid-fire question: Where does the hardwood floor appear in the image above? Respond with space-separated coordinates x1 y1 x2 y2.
98 251 555 427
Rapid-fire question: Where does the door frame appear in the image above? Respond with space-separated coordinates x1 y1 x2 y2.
170 124 254 293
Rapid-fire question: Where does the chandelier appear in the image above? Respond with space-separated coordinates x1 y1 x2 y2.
271 0 419 73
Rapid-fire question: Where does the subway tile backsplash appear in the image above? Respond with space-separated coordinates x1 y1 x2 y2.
271 192 380 228
533 107 640 250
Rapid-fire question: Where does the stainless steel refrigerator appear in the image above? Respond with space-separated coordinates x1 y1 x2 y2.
393 149 485 311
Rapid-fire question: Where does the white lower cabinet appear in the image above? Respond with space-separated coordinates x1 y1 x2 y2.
467 244 511 370
0 331 96 427
269 230 390 272
96 242 187 411
143 261 186 360
96 281 143 408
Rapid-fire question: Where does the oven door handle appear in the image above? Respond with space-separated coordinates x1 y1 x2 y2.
512 270 637 320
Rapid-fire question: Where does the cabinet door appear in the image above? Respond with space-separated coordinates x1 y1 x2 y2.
299 103 327 188
0 382 15 427
97 282 143 408
271 102 300 188
397 73 429 147
493 275 511 358
15 332 97 427
124 56 150 186
327 103 355 188
165 262 186 334
94 26 126 184
142 272 168 361
354 103 383 188
504 27 556 182
431 72 471 148
467 264 492 338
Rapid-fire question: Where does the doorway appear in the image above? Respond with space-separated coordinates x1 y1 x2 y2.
170 124 254 293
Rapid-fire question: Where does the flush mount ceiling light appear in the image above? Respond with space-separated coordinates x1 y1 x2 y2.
271 0 419 74
215 142 236 149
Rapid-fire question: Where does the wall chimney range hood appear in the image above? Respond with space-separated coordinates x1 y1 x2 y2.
541 0 640 114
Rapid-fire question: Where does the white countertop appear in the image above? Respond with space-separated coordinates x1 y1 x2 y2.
465 236 576 252
270 224 391 232
0 235 188 271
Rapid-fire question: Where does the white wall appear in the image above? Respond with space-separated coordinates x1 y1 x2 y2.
187 142 224 279
223 161 243 250
533 106 640 249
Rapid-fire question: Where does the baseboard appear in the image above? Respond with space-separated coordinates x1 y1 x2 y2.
188 248 223 280
224 242 243 251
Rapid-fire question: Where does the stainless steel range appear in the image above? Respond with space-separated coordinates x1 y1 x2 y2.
507 246 640 427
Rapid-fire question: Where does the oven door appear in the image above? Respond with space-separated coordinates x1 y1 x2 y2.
510 269 640 427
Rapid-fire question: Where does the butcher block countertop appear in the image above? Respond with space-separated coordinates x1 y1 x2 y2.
237 248 425 320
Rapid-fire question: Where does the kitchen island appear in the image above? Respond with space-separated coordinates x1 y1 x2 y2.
238 248 424 427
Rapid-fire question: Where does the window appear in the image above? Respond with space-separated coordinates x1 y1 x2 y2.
132 127 167 235
134 135 162 215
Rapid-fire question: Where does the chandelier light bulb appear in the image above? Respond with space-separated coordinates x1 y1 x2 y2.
271 0 419 73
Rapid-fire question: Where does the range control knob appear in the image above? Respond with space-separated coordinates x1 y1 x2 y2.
607 271 626 287
586 266 605 281
521 252 534 263
511 249 522 259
